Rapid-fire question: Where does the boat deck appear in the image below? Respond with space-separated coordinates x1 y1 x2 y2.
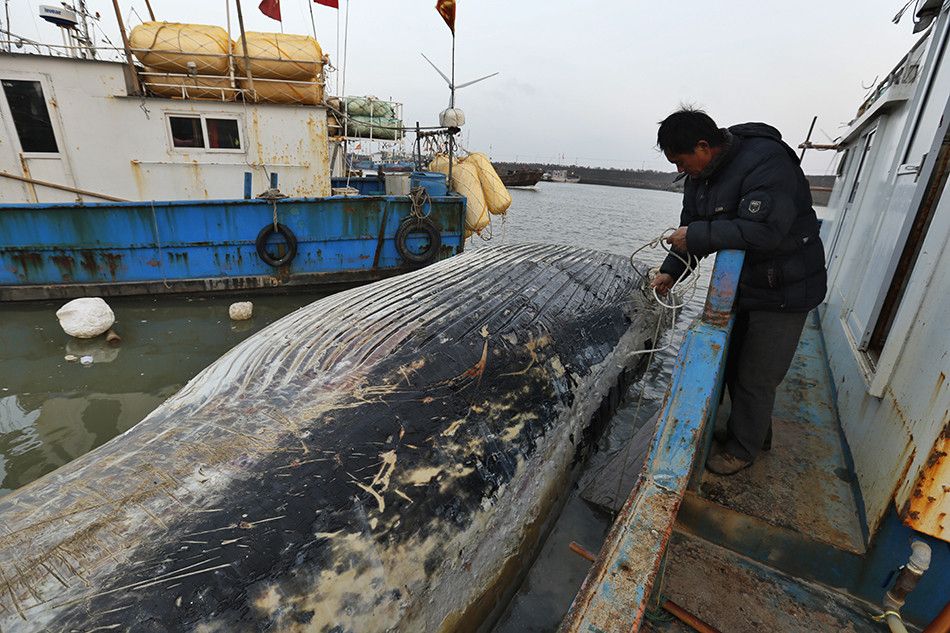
654 312 878 632
582 311 884 632
641 531 881 633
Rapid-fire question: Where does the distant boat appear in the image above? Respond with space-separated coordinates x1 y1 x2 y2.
545 169 581 183
498 167 543 187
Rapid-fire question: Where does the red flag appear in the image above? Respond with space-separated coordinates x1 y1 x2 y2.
259 0 281 21
436 0 455 34
314 0 339 7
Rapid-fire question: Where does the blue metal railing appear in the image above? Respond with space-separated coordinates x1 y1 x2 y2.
559 249 745 633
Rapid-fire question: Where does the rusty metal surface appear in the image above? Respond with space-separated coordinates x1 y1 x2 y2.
0 195 465 302
641 531 884 633
902 420 950 537
0 243 665 633
559 250 744 633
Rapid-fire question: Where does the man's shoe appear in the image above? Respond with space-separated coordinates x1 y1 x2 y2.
713 427 772 451
706 445 752 476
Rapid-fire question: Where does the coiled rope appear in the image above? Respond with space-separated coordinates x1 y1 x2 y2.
607 229 705 516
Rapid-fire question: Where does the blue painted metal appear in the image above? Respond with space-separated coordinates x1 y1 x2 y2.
244 173 253 200
270 171 278 188
559 249 744 633
0 190 466 301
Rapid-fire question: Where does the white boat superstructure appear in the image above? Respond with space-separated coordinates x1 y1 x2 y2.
0 51 332 203
818 0 950 540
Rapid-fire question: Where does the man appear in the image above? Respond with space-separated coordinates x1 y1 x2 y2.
652 108 827 475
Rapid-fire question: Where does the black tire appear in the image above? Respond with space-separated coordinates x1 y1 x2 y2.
255 223 298 267
395 217 441 265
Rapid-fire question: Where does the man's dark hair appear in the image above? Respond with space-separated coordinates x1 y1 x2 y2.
657 108 724 154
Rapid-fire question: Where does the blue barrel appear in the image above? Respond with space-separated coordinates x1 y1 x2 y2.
411 171 448 196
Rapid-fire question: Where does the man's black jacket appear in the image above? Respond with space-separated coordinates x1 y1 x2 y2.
660 122 827 312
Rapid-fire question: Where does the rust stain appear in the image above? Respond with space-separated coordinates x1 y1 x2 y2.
901 417 950 538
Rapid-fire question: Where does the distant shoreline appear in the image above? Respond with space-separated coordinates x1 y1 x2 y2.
491 161 835 205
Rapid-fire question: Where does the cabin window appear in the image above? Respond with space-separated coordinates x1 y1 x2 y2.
170 116 204 147
168 115 242 151
1 79 59 153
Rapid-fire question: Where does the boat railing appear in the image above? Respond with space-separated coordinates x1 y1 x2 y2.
559 249 745 633
0 32 116 60
854 34 928 119
130 46 327 106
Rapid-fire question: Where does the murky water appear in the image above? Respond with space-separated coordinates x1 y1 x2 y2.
0 181 706 630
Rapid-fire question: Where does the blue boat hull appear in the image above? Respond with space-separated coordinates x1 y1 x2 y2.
0 193 465 301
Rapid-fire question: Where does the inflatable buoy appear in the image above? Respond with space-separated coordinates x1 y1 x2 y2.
395 217 441 265
466 152 511 215
256 223 298 267
451 161 490 236
428 154 455 175
56 297 115 339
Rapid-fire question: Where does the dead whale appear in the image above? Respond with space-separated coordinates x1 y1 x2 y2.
0 243 664 633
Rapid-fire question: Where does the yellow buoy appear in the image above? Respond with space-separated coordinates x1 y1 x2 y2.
465 152 511 215
452 162 490 236
428 154 455 175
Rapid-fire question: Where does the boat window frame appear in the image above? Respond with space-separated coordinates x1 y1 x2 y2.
0 76 62 157
165 112 245 154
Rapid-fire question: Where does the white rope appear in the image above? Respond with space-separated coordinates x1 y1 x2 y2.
621 228 703 359
606 229 705 514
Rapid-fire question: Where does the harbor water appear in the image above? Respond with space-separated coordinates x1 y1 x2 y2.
0 181 702 631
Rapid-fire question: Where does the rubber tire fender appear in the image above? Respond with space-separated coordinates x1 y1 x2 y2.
395 217 441 265
255 223 298 267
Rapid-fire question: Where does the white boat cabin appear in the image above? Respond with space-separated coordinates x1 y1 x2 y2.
819 0 950 542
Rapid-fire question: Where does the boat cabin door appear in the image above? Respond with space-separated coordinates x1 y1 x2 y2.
0 73 78 203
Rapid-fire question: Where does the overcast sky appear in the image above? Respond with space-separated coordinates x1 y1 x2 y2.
6 1 925 174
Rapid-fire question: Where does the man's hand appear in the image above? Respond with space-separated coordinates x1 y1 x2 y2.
666 226 688 253
651 272 675 297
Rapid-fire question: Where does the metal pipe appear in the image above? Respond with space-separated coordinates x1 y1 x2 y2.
110 0 141 94
878 540 931 633
0 171 127 201
662 600 724 633
883 540 931 612
233 0 256 100
922 599 950 633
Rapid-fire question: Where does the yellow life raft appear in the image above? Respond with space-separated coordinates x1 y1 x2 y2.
130 22 232 75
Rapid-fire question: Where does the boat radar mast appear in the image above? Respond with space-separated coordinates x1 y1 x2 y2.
38 2 96 59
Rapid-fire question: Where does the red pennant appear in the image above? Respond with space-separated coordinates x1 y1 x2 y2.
314 0 339 7
259 0 281 21
436 0 455 34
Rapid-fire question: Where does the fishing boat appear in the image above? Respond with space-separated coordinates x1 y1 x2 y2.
0 4 467 302
545 169 580 184
498 167 543 188
560 2 950 631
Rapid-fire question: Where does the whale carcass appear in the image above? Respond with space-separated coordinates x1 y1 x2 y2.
0 243 665 633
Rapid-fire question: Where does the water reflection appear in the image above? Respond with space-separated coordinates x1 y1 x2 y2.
0 294 326 496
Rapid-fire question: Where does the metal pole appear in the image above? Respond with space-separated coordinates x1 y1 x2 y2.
799 115 817 164
143 0 156 20
4 0 10 53
234 0 256 100
110 0 141 94
447 32 455 192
